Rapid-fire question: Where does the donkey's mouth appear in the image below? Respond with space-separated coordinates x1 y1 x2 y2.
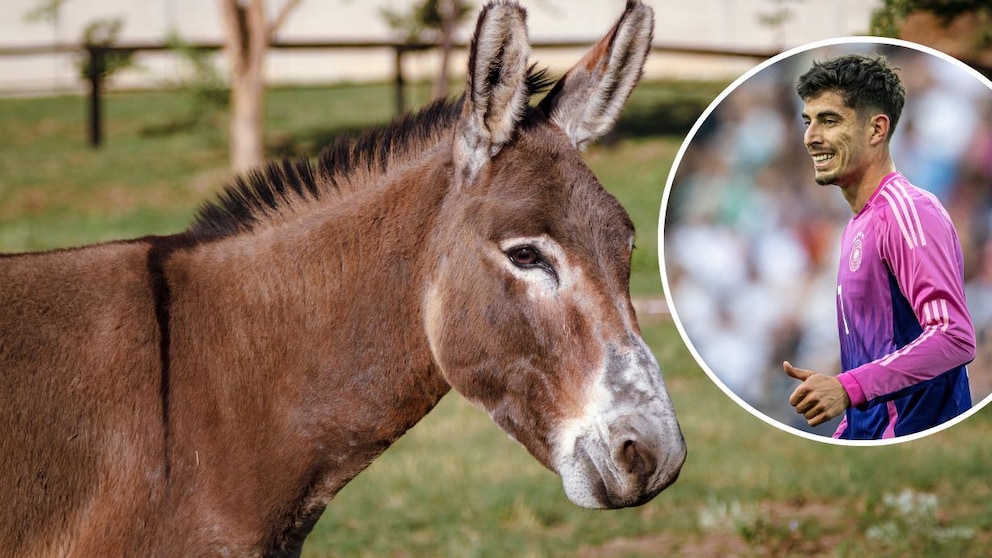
560 430 685 509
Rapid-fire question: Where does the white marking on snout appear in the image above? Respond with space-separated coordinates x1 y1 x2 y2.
554 337 685 509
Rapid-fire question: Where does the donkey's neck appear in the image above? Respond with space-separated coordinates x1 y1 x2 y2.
161 146 454 551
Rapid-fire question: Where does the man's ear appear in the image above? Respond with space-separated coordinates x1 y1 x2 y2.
868 113 891 146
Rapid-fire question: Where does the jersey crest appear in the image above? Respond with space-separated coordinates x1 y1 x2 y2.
849 230 864 272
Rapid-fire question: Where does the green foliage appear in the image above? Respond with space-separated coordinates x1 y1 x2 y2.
140 33 230 138
79 19 135 83
756 0 805 30
870 0 915 37
22 1 134 84
870 0 992 50
22 0 68 24
380 0 474 43
165 33 230 110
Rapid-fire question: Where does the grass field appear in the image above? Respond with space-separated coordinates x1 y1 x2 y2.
2 81 990 557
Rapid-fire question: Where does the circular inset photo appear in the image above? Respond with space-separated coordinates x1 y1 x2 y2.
660 37 992 445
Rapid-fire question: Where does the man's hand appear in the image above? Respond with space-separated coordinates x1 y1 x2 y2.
783 361 851 427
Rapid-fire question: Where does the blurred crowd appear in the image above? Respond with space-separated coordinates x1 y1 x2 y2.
663 43 992 434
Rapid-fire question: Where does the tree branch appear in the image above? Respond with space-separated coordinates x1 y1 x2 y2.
268 0 303 40
219 0 247 73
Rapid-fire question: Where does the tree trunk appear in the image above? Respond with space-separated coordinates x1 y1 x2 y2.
220 0 270 174
432 0 456 100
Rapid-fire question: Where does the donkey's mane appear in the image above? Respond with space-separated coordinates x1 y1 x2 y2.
188 68 553 242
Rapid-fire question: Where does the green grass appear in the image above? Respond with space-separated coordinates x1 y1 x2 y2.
2 82 990 556
306 316 992 557
585 138 683 295
0 80 716 296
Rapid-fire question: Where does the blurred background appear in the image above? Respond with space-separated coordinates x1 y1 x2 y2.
3 0 992 556
1 0 877 93
663 41 992 436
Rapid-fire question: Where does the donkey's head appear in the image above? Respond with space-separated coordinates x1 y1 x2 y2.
423 0 685 509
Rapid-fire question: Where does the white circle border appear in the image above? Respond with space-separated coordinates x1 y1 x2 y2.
657 35 992 447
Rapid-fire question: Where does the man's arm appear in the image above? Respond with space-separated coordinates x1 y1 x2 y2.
838 190 976 406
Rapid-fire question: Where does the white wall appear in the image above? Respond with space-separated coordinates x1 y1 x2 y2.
0 0 880 93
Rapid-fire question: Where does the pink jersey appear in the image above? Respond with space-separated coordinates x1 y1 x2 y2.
833 172 976 439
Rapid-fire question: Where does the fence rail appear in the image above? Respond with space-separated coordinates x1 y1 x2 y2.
0 39 780 147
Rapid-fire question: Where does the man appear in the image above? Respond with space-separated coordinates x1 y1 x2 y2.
784 54 976 440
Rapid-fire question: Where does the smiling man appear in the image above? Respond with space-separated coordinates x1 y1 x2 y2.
783 54 977 440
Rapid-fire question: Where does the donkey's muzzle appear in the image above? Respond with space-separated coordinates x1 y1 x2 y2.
556 341 686 509
572 420 685 509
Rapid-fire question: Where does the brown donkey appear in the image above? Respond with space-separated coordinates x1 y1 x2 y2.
0 1 685 556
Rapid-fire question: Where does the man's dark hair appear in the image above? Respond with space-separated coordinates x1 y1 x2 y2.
796 54 906 139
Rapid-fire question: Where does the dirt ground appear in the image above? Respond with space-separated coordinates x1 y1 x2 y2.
577 499 852 558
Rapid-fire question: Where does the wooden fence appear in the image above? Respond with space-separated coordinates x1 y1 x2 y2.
0 39 779 147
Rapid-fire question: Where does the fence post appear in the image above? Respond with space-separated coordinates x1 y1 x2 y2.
394 45 406 116
85 45 103 148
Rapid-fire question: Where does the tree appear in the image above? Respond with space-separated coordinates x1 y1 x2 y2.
870 0 992 65
25 0 134 147
756 0 805 48
380 0 473 100
433 0 457 100
219 0 302 173
871 0 991 37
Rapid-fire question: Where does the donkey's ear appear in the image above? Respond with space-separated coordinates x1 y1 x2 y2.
454 1 531 188
538 0 653 150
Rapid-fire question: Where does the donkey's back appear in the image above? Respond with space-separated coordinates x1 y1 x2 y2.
0 241 178 556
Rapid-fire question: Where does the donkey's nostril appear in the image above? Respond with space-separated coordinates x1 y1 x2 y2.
622 439 636 469
620 439 657 477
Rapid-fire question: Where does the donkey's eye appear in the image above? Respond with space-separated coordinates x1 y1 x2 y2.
507 246 543 268
503 242 560 286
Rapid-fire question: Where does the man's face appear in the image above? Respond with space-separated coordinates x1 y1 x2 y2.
801 90 873 187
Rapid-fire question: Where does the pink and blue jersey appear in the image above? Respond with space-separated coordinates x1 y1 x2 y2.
833 172 976 439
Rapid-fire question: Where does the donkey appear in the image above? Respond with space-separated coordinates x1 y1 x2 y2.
0 1 685 556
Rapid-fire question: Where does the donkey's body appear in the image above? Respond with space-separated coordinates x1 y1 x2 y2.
1 2 685 556
2 105 458 556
